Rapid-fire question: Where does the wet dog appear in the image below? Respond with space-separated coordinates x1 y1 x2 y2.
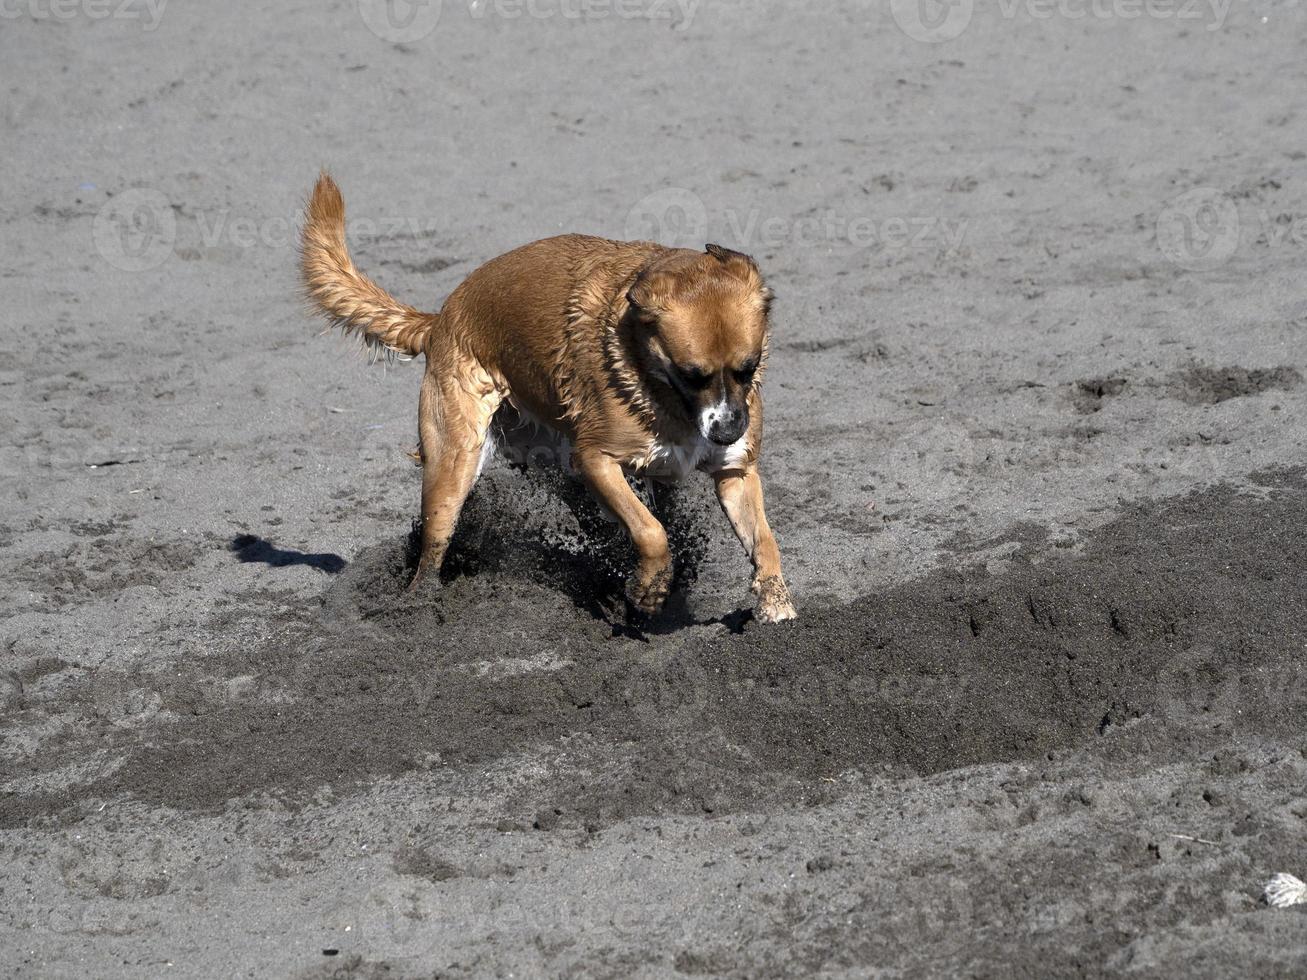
300 174 796 622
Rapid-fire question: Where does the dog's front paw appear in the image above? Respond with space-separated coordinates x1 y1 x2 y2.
406 570 438 594
626 560 673 616
752 574 797 623
406 557 443 594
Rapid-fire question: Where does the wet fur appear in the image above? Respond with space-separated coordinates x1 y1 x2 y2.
299 173 796 622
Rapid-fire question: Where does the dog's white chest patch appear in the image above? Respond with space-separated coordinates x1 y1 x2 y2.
640 432 748 481
491 400 748 481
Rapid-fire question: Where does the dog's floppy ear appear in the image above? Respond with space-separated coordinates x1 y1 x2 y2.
706 244 772 313
705 242 763 285
627 269 672 315
705 243 756 268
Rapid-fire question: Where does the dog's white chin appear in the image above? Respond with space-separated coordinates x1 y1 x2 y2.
698 399 727 441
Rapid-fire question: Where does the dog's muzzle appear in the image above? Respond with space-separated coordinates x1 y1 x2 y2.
706 406 748 446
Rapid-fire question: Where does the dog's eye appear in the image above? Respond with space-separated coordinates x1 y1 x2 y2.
733 360 758 384
679 366 712 390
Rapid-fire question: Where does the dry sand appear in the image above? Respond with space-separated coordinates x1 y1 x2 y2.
3 0 1307 976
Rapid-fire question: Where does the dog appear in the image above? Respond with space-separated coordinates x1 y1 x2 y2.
299 174 796 623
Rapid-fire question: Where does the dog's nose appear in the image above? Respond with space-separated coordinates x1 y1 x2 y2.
709 408 747 445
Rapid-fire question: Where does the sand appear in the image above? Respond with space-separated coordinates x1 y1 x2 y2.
3 1 1307 975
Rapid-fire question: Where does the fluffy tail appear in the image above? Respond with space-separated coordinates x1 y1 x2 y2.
299 173 435 358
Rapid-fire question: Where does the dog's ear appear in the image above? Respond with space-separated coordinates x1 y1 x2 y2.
706 243 764 286
627 270 672 316
705 242 758 271
626 284 652 316
706 244 771 314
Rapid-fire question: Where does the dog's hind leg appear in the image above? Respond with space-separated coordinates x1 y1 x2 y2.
410 362 503 590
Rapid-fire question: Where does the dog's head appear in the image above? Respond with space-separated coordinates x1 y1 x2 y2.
626 244 773 446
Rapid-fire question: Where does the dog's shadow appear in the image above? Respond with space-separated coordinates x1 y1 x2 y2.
230 534 347 574
425 467 747 636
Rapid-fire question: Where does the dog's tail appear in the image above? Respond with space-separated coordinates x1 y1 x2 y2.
300 173 436 358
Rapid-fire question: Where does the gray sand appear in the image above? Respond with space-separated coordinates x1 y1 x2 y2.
3 1 1307 976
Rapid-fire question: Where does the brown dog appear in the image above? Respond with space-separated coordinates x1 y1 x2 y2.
300 174 796 623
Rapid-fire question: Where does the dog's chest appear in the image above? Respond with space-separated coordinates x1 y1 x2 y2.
638 432 748 480
493 401 746 481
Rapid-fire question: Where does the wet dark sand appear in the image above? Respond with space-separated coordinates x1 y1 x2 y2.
3 2 1307 976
